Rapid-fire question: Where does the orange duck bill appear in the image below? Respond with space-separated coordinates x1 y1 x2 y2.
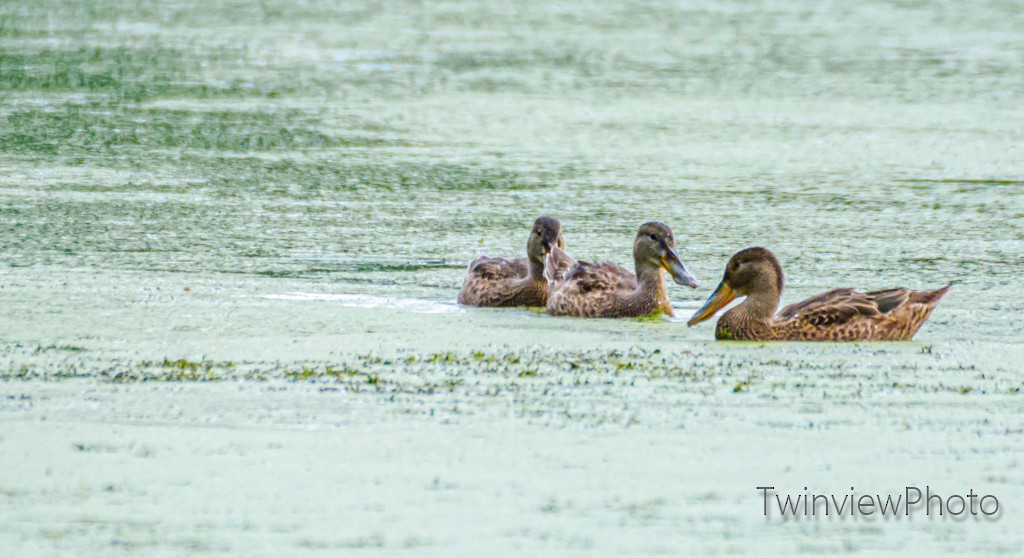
687 280 737 326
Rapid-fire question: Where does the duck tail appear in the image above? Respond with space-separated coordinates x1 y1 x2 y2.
892 284 951 340
909 284 952 306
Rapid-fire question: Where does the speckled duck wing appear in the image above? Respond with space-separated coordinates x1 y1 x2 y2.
546 260 637 317
774 287 933 340
466 256 526 281
778 288 890 326
543 245 575 285
457 256 529 306
507 257 530 277
777 286 949 340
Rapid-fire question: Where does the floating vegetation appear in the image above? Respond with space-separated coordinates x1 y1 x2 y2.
2 346 1013 407
32 344 87 354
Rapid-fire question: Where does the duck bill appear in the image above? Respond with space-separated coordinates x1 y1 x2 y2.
662 248 699 289
687 281 737 326
546 233 565 252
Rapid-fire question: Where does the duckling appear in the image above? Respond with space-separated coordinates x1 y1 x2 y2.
687 247 951 341
457 216 566 307
546 222 698 318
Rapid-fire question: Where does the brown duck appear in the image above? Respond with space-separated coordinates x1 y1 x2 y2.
546 222 699 318
687 247 951 341
457 216 567 307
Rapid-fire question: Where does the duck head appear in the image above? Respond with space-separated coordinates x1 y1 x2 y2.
526 216 565 261
633 222 699 288
687 247 784 326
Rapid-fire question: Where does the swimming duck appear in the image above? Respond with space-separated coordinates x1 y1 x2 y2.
687 247 951 341
546 222 699 318
457 216 566 307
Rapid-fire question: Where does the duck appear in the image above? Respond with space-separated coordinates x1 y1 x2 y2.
457 216 566 307
546 222 699 318
687 247 951 341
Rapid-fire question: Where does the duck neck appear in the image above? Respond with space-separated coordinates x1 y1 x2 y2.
730 283 780 323
632 261 670 313
527 256 546 281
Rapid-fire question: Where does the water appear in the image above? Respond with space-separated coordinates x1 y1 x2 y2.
1 1 1023 555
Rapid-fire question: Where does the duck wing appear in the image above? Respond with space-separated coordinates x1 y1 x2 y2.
543 245 575 284
466 256 527 281
546 260 640 317
779 287 910 327
507 257 531 277
458 255 537 306
864 288 911 313
561 260 637 294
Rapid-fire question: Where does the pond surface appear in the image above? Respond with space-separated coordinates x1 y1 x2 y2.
1 1 1023 556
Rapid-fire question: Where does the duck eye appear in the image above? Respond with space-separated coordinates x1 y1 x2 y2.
649 234 657 241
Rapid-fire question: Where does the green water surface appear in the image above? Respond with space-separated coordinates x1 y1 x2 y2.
1 1 1023 556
